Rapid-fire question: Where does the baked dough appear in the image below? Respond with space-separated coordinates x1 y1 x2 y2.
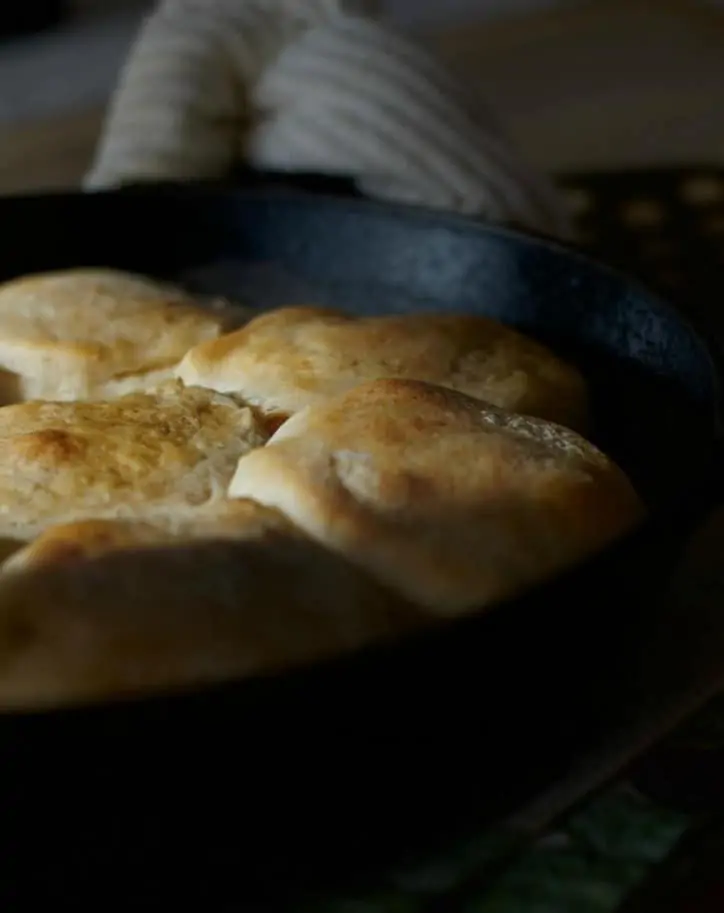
0 268 248 402
2 499 296 574
176 306 588 430
0 537 420 710
0 381 268 541
229 378 645 614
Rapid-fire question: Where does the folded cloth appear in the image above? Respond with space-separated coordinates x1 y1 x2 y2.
86 0 570 237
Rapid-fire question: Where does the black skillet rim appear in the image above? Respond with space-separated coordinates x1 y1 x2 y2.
105 173 724 430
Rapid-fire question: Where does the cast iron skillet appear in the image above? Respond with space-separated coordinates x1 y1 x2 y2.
0 175 721 906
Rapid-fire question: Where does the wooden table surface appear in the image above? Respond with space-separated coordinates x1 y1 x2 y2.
0 107 102 194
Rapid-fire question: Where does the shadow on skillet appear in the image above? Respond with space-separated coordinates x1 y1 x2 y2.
0 180 720 906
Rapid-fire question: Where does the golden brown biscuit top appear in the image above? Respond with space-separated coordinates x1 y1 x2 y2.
0 536 421 710
0 268 247 400
0 382 267 539
2 499 297 575
230 379 644 613
177 306 588 430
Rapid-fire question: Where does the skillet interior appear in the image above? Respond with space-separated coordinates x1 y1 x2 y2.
0 184 719 905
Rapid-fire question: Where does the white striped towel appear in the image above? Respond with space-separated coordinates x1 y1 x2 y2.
86 0 570 237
